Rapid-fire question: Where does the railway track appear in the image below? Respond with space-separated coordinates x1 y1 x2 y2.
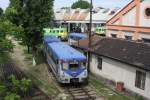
46 62 100 100
0 63 51 100
64 85 98 100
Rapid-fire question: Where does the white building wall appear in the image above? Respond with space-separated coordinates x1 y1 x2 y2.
90 55 150 99
139 32 150 40
113 20 120 25
122 7 136 26
139 0 150 27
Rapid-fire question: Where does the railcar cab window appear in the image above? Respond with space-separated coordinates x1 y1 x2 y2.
69 62 79 70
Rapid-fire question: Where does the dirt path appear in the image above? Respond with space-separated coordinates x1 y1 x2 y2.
10 39 61 99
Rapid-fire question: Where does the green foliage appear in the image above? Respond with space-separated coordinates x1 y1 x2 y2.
4 93 20 100
0 38 14 52
0 84 7 96
6 0 54 52
71 0 90 9
0 13 23 52
0 52 11 63
0 75 32 99
20 78 32 95
9 75 32 96
89 76 131 100
0 7 3 16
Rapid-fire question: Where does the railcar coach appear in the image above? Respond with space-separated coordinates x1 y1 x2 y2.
68 32 87 45
43 28 68 40
43 36 88 83
95 27 106 36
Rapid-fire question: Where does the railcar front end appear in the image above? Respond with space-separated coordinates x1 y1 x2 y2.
58 60 87 83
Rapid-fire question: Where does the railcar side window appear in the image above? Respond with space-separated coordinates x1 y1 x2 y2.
57 30 59 33
62 63 68 70
81 62 86 69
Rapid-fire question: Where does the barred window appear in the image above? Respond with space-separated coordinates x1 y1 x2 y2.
125 35 132 40
97 57 102 70
111 34 117 38
135 70 146 90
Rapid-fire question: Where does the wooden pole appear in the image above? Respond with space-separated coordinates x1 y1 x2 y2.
87 0 92 73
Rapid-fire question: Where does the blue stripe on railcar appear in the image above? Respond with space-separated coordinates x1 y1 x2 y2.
69 32 87 40
43 36 60 44
64 69 85 77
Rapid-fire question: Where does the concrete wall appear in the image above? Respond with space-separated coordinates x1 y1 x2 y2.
139 32 150 40
90 54 150 99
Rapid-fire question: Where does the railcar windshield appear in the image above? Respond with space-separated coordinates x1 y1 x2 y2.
69 63 79 70
62 61 86 70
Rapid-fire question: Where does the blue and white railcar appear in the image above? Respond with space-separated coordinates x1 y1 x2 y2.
68 32 87 45
43 37 87 83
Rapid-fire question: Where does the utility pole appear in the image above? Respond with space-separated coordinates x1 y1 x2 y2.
87 0 92 73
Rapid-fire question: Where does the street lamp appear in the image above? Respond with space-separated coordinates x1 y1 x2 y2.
87 0 93 73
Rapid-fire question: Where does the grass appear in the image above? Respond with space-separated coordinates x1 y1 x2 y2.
0 52 11 64
27 72 60 98
89 75 131 100
22 48 60 98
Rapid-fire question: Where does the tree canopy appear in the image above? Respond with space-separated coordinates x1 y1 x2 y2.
71 0 90 9
6 0 54 52
0 8 3 16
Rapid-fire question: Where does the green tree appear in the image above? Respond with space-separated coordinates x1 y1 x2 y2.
0 7 3 16
4 93 20 100
6 0 54 53
71 0 90 9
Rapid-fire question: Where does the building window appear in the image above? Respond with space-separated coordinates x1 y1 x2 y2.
111 34 117 38
135 70 146 90
145 8 150 17
97 57 102 70
142 38 150 43
125 35 132 40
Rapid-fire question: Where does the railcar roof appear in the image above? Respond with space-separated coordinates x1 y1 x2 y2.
43 36 60 43
69 33 87 39
48 42 86 61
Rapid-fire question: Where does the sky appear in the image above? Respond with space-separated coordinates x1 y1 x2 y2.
0 0 131 11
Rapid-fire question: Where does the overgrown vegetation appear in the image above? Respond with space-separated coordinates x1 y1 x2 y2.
0 75 32 100
89 76 131 100
0 52 11 64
